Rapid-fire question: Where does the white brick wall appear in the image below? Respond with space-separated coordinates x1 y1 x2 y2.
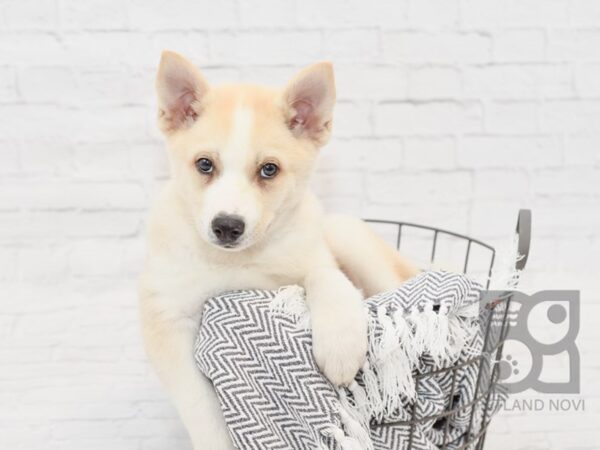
1 1 598 449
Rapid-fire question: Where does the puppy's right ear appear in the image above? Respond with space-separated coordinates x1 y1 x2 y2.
156 51 209 134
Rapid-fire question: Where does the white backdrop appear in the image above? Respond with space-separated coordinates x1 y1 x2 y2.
1 1 598 449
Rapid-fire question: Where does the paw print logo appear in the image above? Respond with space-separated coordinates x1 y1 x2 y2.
483 290 580 394
498 354 519 380
494 339 532 386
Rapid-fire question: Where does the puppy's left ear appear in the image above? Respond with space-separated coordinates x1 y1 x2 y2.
283 62 336 147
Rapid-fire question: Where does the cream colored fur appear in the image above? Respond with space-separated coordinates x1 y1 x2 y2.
139 51 418 449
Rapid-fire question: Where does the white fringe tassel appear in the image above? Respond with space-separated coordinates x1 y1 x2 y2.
323 425 366 450
488 233 523 290
269 285 311 330
271 281 497 450
365 302 480 423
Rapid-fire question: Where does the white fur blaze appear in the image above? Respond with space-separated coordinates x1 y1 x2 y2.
200 105 262 248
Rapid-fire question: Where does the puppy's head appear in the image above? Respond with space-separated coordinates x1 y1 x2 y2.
156 51 335 251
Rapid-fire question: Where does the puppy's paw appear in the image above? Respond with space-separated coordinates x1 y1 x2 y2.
312 304 368 386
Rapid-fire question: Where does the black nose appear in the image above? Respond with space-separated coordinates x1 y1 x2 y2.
211 215 245 245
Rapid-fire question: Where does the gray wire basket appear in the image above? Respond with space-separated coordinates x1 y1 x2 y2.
364 209 531 450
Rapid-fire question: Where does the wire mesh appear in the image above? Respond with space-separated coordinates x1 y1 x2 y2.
364 213 529 450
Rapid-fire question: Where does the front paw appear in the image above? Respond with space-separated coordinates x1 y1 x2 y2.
312 306 368 386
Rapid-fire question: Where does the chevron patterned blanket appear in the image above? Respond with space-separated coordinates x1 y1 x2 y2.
195 271 504 450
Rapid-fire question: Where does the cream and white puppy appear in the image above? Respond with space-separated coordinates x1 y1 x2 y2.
139 51 418 449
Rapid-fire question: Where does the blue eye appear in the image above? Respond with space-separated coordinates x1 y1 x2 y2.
196 158 213 174
260 163 279 179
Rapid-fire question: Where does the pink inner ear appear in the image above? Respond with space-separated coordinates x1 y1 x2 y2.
290 100 314 130
164 89 198 130
176 90 198 121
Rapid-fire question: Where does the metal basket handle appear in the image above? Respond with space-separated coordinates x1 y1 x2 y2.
515 209 531 271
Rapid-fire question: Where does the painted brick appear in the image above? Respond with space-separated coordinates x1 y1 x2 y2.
375 101 483 135
463 64 573 99
459 136 562 168
548 29 600 61
407 0 459 28
541 100 600 133
318 138 368 172
127 0 237 30
0 66 18 102
333 101 373 137
366 171 472 204
323 29 381 62
19 138 73 175
575 63 600 97
239 0 296 27
209 31 322 65
569 0 600 26
493 29 546 63
295 0 409 28
485 101 539 134
1 0 57 30
564 135 600 166
383 31 492 64
72 142 131 179
0 140 19 173
1 1 598 448
18 66 77 103
17 246 69 283
407 66 461 99
403 137 457 169
362 138 405 171
335 66 407 100
461 0 570 27
0 33 66 66
473 169 531 199
0 182 146 210
533 168 600 196
61 0 127 30
0 247 18 282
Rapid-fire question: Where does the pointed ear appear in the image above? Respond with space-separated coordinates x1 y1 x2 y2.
156 51 209 134
283 62 336 147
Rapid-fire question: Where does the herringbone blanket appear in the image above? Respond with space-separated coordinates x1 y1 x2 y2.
195 271 505 450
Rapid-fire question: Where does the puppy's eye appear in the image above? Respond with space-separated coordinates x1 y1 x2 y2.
195 158 213 174
259 163 279 179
